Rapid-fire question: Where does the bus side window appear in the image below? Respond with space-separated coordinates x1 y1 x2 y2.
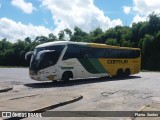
93 48 106 58
133 50 140 58
62 45 80 60
81 47 89 58
105 49 111 58
110 49 117 58
81 47 96 58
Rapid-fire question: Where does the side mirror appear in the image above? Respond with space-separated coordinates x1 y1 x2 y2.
25 51 33 60
36 50 55 60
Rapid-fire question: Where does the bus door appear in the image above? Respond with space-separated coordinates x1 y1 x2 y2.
41 51 59 81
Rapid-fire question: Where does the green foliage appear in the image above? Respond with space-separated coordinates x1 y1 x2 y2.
70 26 88 42
25 37 32 44
0 38 12 52
105 38 119 46
122 41 132 47
64 28 72 38
58 30 65 40
141 35 154 55
1 13 160 71
48 33 57 41
90 27 103 37
149 13 160 34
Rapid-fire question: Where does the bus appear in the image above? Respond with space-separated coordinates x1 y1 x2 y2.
25 41 141 81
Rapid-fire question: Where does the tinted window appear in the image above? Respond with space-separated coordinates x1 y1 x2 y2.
41 45 65 67
104 49 140 58
41 52 59 68
30 45 65 71
62 45 140 60
63 44 81 60
132 50 141 58
80 47 106 58
93 48 106 58
81 47 95 58
44 45 65 55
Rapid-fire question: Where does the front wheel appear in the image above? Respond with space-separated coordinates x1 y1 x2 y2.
62 71 73 82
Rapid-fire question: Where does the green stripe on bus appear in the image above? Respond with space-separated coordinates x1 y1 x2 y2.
78 58 107 74
78 58 99 73
88 58 106 73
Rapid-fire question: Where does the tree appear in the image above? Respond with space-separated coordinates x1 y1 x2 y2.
122 41 132 47
0 38 12 52
90 27 103 37
130 22 144 47
64 28 72 38
105 38 119 46
70 27 88 42
141 34 154 69
35 36 49 43
149 13 160 34
142 35 154 55
58 30 65 40
74 26 87 36
25 37 32 44
138 22 150 39
48 33 57 41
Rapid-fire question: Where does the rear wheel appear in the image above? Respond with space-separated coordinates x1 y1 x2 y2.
124 68 130 77
116 69 124 77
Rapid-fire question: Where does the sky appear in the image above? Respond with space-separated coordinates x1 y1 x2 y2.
0 0 160 42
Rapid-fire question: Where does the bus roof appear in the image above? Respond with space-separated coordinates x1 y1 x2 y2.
36 41 140 50
36 41 88 48
36 41 87 48
88 43 140 50
36 41 68 48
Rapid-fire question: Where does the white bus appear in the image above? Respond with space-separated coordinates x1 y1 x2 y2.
25 41 141 81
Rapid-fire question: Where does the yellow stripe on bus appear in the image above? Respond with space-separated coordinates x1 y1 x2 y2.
98 58 140 76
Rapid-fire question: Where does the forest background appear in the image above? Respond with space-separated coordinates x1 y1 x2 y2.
0 13 160 71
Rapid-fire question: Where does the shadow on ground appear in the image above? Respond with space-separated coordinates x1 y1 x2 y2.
24 76 141 89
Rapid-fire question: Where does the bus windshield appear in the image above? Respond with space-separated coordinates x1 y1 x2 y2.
30 45 65 74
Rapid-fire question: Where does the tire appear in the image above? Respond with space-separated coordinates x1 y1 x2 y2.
62 72 72 82
124 68 130 77
116 69 124 77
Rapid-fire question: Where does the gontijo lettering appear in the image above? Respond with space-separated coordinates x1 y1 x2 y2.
107 60 128 64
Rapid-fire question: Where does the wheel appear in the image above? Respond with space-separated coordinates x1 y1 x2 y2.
124 68 130 77
116 69 124 77
62 71 72 82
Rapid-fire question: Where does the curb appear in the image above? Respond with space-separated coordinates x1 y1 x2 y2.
6 95 83 120
32 95 83 112
0 86 13 93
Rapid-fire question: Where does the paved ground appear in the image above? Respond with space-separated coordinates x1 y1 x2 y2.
0 68 160 120
0 68 38 83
